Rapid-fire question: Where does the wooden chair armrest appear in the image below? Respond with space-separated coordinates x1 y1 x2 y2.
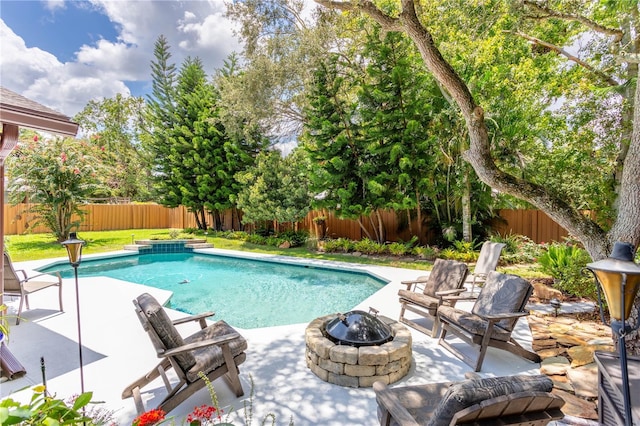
400 279 427 291
373 382 420 426
435 288 467 296
160 332 240 357
481 311 529 321
173 312 215 328
440 293 477 303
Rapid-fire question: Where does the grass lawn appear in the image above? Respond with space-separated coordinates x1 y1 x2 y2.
4 229 543 277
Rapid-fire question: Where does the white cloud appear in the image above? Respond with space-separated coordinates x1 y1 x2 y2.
0 0 242 118
44 0 66 12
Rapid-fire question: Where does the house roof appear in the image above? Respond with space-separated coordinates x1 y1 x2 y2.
0 86 79 137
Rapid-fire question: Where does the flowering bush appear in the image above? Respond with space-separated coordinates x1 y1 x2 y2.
131 373 291 426
133 408 166 426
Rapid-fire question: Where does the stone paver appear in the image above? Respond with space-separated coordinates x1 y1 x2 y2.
527 303 613 423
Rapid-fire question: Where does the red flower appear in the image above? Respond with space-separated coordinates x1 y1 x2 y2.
73 168 80 175
33 135 39 142
186 405 220 423
60 152 67 162
132 408 166 426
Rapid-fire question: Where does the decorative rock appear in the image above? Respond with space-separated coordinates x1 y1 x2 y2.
567 345 613 368
548 374 574 393
278 241 291 249
552 389 598 420
588 338 613 345
567 363 599 399
556 335 589 347
540 356 570 375
533 339 558 350
537 347 563 359
532 282 564 302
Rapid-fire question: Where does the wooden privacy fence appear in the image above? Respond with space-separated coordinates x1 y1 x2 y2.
3 203 569 244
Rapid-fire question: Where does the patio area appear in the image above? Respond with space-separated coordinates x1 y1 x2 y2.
2 249 546 425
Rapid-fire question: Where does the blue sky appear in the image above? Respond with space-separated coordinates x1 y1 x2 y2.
0 0 241 117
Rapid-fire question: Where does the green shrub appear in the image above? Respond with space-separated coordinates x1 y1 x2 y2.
354 238 386 255
323 238 354 253
493 234 546 264
278 230 309 247
412 245 438 260
438 241 478 262
387 242 408 256
538 243 597 300
246 234 267 245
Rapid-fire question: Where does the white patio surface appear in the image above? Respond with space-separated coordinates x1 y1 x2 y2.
1 249 542 425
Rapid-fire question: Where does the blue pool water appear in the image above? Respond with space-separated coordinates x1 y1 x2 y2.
41 253 387 329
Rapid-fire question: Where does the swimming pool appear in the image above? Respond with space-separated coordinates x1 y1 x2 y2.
41 253 387 329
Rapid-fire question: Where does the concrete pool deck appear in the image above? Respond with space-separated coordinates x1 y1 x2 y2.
2 248 544 425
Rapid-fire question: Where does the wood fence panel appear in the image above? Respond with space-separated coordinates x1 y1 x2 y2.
3 203 571 244
493 209 569 243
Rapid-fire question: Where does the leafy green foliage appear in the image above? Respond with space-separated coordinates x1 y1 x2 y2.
145 38 266 231
322 238 355 253
235 150 311 226
412 245 438 260
489 233 547 264
538 243 597 300
0 388 95 425
353 238 386 255
387 242 409 256
7 134 106 242
74 94 151 201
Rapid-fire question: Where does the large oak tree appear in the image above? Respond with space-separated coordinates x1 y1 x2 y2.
314 0 640 351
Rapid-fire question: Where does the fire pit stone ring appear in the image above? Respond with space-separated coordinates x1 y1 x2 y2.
305 312 412 387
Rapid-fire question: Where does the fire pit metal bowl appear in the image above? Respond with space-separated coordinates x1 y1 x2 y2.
325 310 393 347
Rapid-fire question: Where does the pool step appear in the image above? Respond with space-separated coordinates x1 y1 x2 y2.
123 239 214 252
184 242 214 249
124 244 151 251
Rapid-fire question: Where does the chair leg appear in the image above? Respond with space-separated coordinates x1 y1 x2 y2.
474 326 495 372
58 284 64 312
15 296 25 325
491 339 541 363
122 359 172 399
221 344 244 397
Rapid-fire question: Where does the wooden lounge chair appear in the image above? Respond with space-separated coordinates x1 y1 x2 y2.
437 271 541 371
3 252 62 325
374 374 565 426
465 241 506 294
398 259 469 337
122 293 248 414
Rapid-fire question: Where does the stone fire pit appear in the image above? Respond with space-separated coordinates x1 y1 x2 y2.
305 313 412 387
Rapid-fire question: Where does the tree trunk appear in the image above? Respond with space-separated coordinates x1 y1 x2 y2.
461 168 472 243
357 217 373 241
